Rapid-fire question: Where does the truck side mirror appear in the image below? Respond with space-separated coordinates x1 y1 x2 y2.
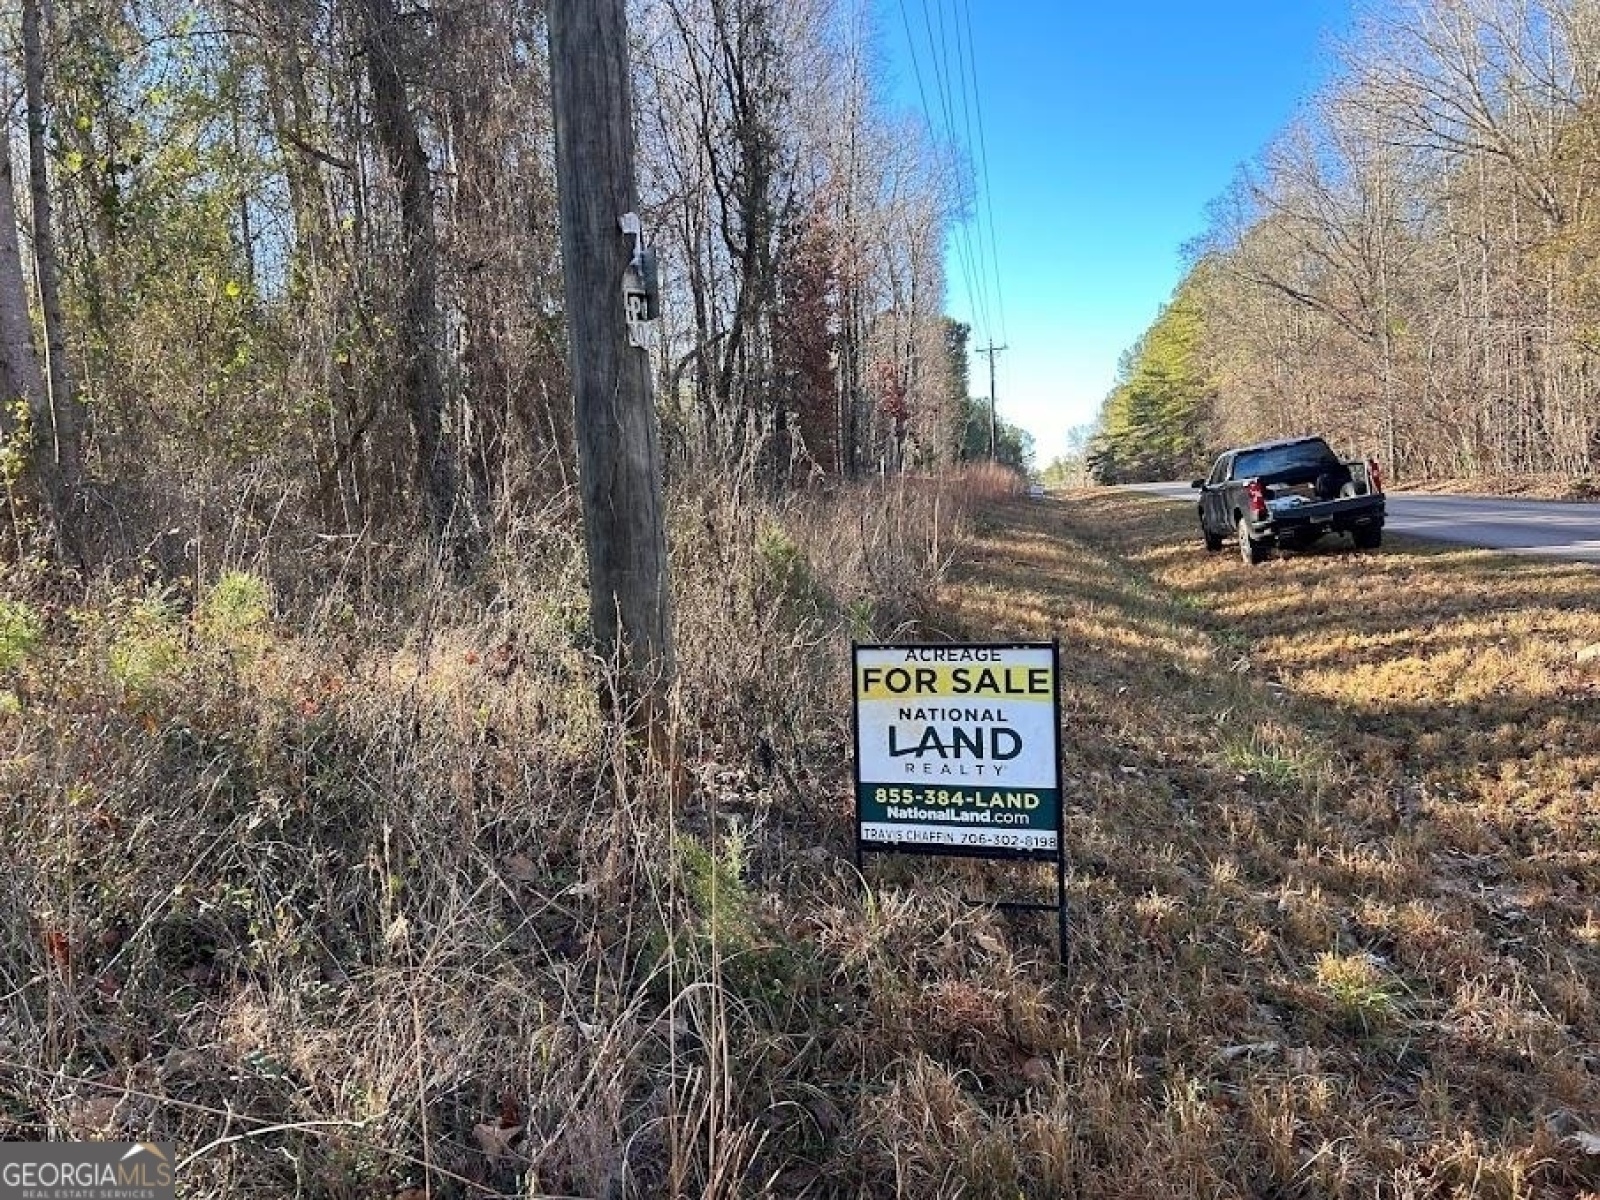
1190 479 1204 489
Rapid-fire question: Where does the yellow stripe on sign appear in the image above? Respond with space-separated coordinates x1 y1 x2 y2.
856 663 1054 701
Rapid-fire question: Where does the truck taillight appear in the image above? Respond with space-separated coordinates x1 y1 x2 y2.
1244 479 1268 516
1367 458 1384 493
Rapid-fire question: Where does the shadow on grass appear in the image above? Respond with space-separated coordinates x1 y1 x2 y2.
907 492 1600 1195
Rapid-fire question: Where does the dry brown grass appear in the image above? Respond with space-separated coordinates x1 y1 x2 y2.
2 478 1597 1198
1391 473 1600 501
923 491 1600 1198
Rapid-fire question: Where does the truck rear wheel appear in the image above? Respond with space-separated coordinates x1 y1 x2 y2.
1238 517 1266 565
1353 526 1382 551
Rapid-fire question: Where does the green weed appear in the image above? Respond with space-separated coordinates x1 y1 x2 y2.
197 571 270 643
1313 952 1402 1032
1219 729 1317 788
757 518 831 618
0 598 41 672
108 597 186 697
678 823 756 948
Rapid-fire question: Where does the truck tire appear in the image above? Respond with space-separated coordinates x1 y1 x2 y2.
1238 517 1266 565
1204 527 1223 552
1353 526 1382 551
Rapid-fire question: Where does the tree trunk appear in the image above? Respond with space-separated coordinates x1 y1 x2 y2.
547 0 675 718
439 0 505 531
359 0 464 555
22 0 84 503
0 109 55 547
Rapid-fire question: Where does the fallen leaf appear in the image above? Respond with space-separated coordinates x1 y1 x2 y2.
44 929 71 969
776 1165 823 1190
160 1049 207 1080
1215 1042 1281 1064
472 1121 522 1165
67 1095 119 1136
1286 1046 1319 1072
501 854 539 883
497 1092 522 1129
1021 1057 1053 1086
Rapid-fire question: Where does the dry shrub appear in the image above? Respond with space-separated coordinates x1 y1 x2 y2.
669 473 964 787
953 459 1029 503
8 480 1595 1198
0 470 976 1196
0 542 626 1192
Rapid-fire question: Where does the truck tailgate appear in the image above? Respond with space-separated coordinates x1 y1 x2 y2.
1265 494 1383 524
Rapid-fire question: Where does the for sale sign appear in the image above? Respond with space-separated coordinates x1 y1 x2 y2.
853 643 1061 860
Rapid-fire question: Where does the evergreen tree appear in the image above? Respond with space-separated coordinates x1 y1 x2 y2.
1088 269 1215 483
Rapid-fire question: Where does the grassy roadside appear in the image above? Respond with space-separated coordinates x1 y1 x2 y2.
1388 474 1600 501
1 483 1596 1197
935 491 1600 1197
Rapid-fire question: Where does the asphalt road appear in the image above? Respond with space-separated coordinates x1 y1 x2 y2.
1121 482 1600 564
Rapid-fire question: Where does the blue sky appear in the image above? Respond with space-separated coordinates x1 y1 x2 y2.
878 1 1355 465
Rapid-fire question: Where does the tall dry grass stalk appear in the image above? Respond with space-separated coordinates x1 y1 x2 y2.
0 466 999 1196
18 474 1589 1198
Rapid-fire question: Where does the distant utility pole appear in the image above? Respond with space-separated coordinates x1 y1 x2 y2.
547 0 674 723
976 342 1007 460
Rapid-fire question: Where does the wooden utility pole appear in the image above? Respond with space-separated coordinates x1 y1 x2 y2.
976 342 1006 460
547 0 675 719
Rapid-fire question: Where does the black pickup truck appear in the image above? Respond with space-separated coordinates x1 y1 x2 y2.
1192 436 1385 564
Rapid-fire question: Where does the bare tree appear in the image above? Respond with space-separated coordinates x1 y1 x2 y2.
0 76 54 545
1166 0 1600 481
358 0 468 554
22 0 84 506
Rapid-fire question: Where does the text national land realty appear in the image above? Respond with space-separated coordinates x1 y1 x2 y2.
853 644 1060 857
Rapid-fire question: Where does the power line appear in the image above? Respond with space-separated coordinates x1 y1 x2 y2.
938 0 999 345
920 0 962 155
899 0 1010 369
907 0 992 344
935 0 996 343
902 1 985 347
960 0 1008 346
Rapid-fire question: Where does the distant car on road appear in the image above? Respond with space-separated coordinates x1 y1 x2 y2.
1027 483 1046 500
1192 436 1385 564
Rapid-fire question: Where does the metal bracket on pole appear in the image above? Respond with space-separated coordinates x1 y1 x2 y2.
619 212 660 349
620 212 644 264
